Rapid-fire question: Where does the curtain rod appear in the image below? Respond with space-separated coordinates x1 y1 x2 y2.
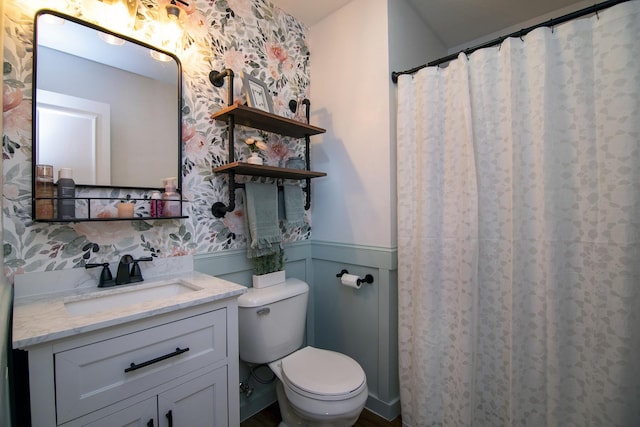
391 0 630 83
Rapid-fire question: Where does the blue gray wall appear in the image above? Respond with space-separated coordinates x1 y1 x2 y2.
194 241 399 421
312 242 399 419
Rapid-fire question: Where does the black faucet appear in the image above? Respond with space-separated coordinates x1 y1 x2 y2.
115 255 134 285
115 255 153 285
85 262 115 288
129 256 153 283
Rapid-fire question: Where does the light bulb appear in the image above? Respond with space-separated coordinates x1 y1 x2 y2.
22 0 68 15
149 3 185 55
108 0 138 34
98 32 126 45
82 0 138 35
150 50 173 62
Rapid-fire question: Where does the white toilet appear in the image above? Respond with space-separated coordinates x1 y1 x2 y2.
238 278 368 427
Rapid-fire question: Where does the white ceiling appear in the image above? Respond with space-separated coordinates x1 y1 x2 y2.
269 0 353 29
269 0 588 49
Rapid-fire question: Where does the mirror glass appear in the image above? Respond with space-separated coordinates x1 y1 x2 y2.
34 10 182 189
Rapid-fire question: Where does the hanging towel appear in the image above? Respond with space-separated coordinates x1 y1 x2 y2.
243 182 281 258
283 184 305 227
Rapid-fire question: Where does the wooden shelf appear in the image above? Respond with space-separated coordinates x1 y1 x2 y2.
212 162 326 180
210 104 326 138
209 84 326 217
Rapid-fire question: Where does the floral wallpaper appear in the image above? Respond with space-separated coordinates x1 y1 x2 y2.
2 0 312 283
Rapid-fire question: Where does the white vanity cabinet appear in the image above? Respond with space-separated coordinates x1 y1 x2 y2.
80 397 157 427
81 368 227 427
22 300 240 427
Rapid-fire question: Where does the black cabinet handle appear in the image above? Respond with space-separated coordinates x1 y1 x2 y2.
147 419 154 427
166 410 173 427
124 347 189 373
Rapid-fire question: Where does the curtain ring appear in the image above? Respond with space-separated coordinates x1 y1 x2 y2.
497 36 507 51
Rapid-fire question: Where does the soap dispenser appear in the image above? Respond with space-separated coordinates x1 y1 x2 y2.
162 177 181 217
56 167 76 219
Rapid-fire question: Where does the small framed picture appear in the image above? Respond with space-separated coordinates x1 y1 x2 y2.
241 72 273 113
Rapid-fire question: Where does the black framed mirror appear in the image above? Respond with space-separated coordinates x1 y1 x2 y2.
32 9 182 192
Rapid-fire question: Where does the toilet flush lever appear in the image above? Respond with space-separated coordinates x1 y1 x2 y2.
256 307 270 316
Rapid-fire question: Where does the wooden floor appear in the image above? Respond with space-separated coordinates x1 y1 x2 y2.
241 402 402 427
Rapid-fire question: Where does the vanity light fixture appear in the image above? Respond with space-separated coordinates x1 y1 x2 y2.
27 0 68 13
149 0 189 60
82 0 139 37
166 1 183 21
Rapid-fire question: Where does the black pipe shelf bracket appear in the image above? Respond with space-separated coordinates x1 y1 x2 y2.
208 68 327 219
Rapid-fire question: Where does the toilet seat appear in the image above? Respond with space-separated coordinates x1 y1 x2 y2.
280 346 366 401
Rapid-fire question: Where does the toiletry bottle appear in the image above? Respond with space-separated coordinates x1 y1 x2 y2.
35 164 54 220
162 177 181 217
56 167 76 219
150 190 163 218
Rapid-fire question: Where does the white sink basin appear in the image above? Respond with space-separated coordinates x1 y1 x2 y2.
64 280 202 316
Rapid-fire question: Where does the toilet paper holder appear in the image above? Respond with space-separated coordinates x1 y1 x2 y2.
336 269 374 285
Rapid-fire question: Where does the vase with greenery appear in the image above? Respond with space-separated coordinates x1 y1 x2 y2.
245 137 267 165
251 248 285 288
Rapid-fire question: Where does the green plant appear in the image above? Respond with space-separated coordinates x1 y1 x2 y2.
251 248 284 275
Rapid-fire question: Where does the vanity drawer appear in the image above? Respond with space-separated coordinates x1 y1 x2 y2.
55 309 227 424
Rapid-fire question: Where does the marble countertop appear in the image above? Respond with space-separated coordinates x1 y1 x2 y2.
13 271 247 349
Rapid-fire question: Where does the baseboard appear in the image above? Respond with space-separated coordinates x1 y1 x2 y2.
241 386 401 423
365 394 401 421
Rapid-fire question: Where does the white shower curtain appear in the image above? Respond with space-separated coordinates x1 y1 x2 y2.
396 2 640 426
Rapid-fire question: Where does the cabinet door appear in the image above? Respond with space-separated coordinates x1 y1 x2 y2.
81 397 157 427
157 367 227 427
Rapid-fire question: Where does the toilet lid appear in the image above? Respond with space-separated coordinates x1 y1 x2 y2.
281 347 365 397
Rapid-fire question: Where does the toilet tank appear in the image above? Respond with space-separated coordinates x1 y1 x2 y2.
237 278 309 364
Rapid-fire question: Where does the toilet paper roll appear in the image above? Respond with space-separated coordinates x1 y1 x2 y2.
341 273 361 289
